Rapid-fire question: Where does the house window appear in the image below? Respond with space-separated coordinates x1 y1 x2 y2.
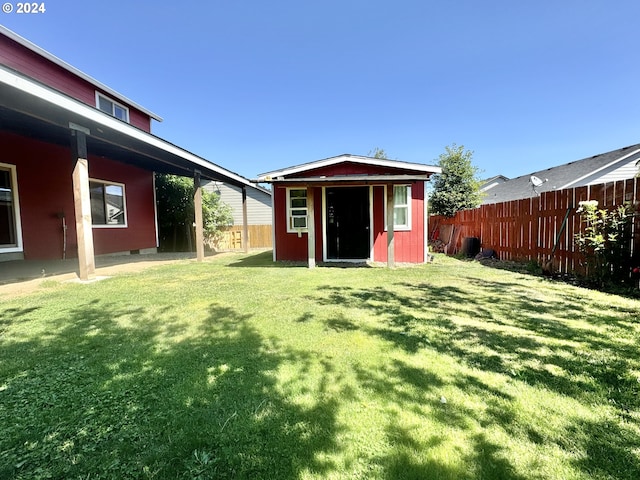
0 164 21 249
385 185 412 231
96 92 129 122
287 188 308 232
90 180 127 227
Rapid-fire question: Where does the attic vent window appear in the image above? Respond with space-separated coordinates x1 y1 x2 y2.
96 92 129 122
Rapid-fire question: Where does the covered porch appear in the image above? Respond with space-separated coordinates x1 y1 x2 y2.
0 64 254 280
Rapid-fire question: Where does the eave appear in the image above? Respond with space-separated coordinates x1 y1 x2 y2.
0 25 163 122
259 174 433 186
0 64 253 188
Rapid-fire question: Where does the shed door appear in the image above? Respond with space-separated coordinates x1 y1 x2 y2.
326 187 369 260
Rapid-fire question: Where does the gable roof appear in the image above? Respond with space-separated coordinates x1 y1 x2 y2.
480 175 509 194
256 153 441 181
0 25 163 122
482 144 640 204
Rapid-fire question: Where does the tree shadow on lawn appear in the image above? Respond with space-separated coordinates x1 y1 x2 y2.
0 300 342 479
311 280 640 479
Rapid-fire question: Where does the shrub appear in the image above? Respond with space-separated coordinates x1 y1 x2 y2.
574 200 634 287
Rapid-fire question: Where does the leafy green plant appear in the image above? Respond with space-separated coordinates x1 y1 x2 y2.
574 200 634 287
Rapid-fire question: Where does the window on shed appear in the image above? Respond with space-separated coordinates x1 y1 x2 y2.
384 184 412 231
287 188 308 232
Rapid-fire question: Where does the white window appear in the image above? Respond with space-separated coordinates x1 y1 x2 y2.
0 163 22 251
286 188 308 232
90 180 127 227
385 185 412 231
96 92 130 122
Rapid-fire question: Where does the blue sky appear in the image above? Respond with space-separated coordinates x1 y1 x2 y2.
2 1 640 180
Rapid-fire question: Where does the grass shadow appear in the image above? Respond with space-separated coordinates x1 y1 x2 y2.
0 299 342 479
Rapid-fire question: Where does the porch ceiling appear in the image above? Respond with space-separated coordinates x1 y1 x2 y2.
0 65 251 188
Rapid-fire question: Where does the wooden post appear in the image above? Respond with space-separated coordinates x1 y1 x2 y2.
194 171 204 262
307 187 316 268
70 129 96 281
242 186 249 253
386 184 395 268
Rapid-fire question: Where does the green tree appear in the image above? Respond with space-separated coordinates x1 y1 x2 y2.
368 147 389 159
429 144 483 217
155 174 233 251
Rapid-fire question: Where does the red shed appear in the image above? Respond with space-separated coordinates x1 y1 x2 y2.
257 155 441 267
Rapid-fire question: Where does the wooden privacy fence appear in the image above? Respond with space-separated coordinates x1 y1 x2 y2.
430 178 640 275
211 224 273 251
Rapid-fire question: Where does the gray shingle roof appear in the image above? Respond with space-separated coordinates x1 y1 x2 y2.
481 144 640 204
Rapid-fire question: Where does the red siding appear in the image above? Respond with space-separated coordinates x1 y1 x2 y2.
1 131 157 260
273 186 323 262
0 35 152 132
274 182 425 264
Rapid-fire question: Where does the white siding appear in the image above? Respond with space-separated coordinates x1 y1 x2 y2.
203 182 272 226
587 160 639 185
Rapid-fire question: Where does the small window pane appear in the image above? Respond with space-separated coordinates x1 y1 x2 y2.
394 185 408 205
90 183 107 225
290 189 306 198
98 96 113 114
105 185 124 224
114 105 127 121
394 207 408 227
292 217 307 228
291 209 306 216
291 198 307 208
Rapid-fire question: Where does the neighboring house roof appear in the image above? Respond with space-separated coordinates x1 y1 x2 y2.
482 144 640 204
0 25 163 122
480 175 509 192
257 153 441 181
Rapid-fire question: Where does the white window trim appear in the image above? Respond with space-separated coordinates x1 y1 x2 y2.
0 162 23 252
383 184 412 232
95 91 130 123
90 178 128 228
286 187 308 233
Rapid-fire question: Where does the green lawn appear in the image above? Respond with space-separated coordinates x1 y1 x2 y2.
1 251 639 479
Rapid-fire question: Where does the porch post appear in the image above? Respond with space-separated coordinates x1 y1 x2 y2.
70 128 96 281
307 186 316 268
242 186 249 253
194 171 204 262
386 184 395 268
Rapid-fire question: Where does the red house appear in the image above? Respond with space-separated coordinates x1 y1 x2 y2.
0 26 254 279
257 155 441 267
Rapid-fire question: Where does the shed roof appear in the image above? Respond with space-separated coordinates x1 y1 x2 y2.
257 154 440 182
482 144 640 204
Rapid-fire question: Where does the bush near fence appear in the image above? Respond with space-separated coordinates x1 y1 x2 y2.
430 179 640 276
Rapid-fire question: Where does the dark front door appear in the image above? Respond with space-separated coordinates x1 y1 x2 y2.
326 187 370 260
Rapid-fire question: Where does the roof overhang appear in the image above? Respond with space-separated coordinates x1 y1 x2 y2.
257 154 441 180
262 174 432 186
0 65 253 188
